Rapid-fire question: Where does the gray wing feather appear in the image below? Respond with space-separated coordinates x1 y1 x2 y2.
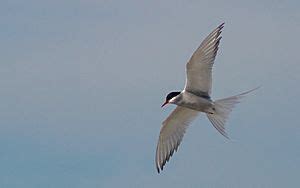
155 106 199 173
185 23 224 96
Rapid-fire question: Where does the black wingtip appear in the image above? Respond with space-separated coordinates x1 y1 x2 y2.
156 161 162 173
218 22 225 31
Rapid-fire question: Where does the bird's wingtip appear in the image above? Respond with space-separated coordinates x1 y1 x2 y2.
219 22 225 28
156 165 161 173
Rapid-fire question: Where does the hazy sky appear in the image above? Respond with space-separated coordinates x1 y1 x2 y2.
1 0 300 187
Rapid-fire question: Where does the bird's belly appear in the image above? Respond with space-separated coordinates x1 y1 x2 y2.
177 97 214 113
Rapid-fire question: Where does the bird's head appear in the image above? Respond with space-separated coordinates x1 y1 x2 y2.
161 91 181 107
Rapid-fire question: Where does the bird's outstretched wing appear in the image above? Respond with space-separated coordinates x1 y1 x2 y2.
185 23 224 97
155 106 198 173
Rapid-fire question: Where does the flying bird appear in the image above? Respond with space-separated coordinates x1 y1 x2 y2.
155 23 257 173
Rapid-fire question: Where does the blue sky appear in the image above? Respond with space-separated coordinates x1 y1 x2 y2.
1 0 300 187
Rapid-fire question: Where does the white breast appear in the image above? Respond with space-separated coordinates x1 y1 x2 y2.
175 91 214 113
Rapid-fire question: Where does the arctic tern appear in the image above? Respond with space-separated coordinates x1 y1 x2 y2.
156 23 257 173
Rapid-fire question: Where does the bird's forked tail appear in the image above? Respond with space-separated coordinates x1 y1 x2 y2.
206 87 259 139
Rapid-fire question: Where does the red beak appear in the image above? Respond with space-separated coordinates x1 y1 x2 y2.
161 101 168 108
